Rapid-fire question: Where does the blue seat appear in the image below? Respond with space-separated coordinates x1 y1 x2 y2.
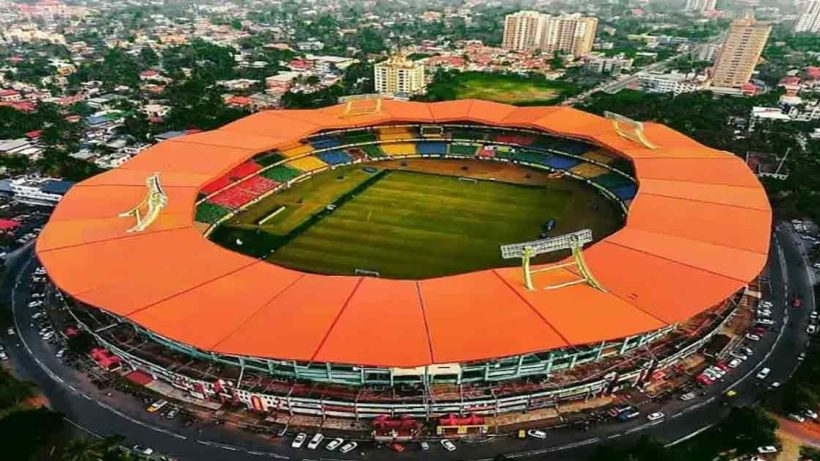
317 150 352 165
613 184 638 200
554 140 591 155
311 136 342 150
544 156 581 169
417 142 447 155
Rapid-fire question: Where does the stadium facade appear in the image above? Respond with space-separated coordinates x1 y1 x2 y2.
38 100 771 419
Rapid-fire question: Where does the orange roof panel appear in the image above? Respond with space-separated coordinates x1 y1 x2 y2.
420 271 567 363
314 277 431 367
214 274 361 361
634 157 762 187
627 194 771 254
639 178 770 211
121 140 253 176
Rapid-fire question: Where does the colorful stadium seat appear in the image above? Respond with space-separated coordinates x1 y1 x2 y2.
226 160 261 180
262 165 303 183
593 172 633 189
494 133 537 145
310 136 342 150
255 152 286 167
613 184 638 200
514 151 552 166
195 202 231 224
544 156 581 170
280 143 315 158
360 144 386 158
570 162 609 178
582 150 615 165
448 143 479 156
377 126 416 141
381 142 416 156
317 150 353 165
417 142 447 156
200 175 233 196
239 176 278 194
208 185 259 210
553 139 591 155
287 156 328 172
341 130 377 144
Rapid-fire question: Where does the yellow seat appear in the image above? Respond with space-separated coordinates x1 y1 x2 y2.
287 156 328 172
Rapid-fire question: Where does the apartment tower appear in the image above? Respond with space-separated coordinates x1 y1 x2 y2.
711 14 771 88
502 11 598 58
373 54 426 96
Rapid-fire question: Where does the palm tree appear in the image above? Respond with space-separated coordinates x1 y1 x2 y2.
63 437 106 461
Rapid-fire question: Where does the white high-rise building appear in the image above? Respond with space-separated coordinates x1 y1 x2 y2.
685 0 718 13
502 11 598 58
373 54 426 96
795 0 820 33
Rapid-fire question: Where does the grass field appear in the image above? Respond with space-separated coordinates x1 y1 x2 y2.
212 161 621 279
424 71 576 105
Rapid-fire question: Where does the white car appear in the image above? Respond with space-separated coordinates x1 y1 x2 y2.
757 445 778 454
27 301 42 308
804 409 818 420
132 445 153 455
41 332 55 341
811 311 818 320
808 325 817 335
307 433 324 450
55 349 67 358
527 429 547 439
647 412 664 421
756 367 771 380
339 441 358 454
788 413 806 423
325 438 344 451
291 433 307 449
31 312 45 320
441 439 456 451
746 333 761 342
757 319 775 326
757 310 772 318
728 358 742 368
760 301 773 308
730 351 748 361
680 392 696 401
0 351 8 361
7 327 15 336
31 293 44 299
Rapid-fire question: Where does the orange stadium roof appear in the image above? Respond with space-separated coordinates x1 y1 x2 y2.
36 101 771 368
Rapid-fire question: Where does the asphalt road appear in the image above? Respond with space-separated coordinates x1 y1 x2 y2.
0 223 814 461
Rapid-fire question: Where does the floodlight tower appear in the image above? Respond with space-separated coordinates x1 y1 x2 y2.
500 230 605 292
119 173 168 232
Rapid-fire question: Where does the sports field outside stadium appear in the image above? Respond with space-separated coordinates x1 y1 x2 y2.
210 160 621 279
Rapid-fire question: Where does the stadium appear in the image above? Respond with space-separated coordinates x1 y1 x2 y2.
36 100 771 424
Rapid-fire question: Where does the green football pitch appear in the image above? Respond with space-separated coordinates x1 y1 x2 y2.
210 164 621 279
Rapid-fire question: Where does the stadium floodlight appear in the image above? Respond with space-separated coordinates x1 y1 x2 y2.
118 172 168 233
500 229 605 292
604 111 656 150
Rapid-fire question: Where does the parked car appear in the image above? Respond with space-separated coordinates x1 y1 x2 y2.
339 441 358 454
647 412 664 421
440 439 457 452
307 433 324 450
325 438 344 451
132 445 153 455
617 410 641 422
745 333 761 342
730 351 748 361
419 441 429 450
788 413 806 423
804 409 818 420
527 429 547 439
6 327 14 336
808 325 817 335
728 358 742 369
680 392 696 401
811 311 818 321
291 433 307 449
0 351 8 361
757 319 775 326
164 407 178 419
146 400 168 413
756 367 771 380
757 445 778 454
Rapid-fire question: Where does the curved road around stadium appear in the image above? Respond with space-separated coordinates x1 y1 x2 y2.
0 221 814 461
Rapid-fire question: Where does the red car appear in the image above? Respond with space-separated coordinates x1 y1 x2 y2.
696 374 713 385
715 362 730 372
754 326 768 335
792 297 802 308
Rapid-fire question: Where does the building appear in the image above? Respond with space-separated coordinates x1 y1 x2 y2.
502 10 546 52
795 0 820 33
584 55 634 74
639 71 705 95
5 176 72 206
373 55 426 96
711 14 771 88
502 11 598 57
39 102 769 422
685 0 717 14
